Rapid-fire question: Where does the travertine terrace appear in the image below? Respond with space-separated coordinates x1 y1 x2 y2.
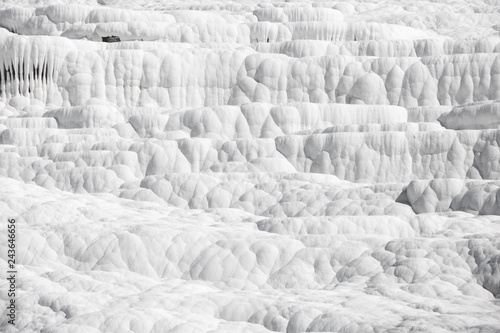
0 0 499 332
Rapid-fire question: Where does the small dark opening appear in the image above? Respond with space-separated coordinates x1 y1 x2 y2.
102 35 121 43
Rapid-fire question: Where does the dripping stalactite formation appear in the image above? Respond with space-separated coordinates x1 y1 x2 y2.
0 61 51 95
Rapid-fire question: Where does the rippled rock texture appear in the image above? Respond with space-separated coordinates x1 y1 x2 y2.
0 0 499 332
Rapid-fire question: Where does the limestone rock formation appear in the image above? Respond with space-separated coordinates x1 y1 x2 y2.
0 0 499 332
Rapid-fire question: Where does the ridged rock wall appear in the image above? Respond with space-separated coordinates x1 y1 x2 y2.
0 1 499 332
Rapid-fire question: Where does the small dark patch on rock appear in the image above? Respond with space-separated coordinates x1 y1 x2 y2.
102 35 121 43
395 188 410 205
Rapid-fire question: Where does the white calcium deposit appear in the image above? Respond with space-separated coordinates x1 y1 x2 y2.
0 0 499 332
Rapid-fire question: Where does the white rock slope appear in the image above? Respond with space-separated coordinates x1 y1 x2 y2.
0 0 499 332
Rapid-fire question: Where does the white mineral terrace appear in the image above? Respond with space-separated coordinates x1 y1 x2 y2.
0 0 499 332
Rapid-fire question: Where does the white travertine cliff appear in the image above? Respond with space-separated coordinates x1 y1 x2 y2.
0 1 499 332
